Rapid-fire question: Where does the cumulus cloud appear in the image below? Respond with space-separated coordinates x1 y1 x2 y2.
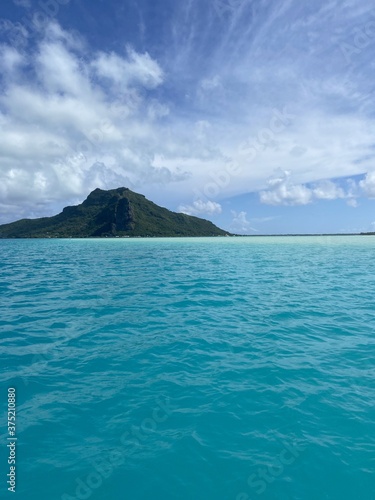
178 199 222 216
0 22 188 223
312 180 345 200
36 41 89 96
230 211 257 234
3 1 375 225
260 170 313 205
359 171 375 198
0 45 25 74
260 170 354 206
92 47 164 89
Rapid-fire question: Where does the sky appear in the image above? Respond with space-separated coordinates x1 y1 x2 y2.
0 0 375 234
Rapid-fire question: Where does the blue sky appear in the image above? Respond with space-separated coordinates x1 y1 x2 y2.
1 0 375 233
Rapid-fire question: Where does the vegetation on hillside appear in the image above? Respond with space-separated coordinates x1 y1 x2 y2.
0 188 230 238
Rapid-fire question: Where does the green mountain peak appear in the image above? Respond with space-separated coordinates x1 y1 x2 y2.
0 187 230 238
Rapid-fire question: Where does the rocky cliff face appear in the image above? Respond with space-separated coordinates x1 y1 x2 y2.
115 197 135 231
91 189 137 235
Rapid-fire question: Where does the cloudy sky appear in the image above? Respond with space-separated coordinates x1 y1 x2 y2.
1 0 375 233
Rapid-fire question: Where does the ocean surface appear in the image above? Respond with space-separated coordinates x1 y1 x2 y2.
1 236 374 500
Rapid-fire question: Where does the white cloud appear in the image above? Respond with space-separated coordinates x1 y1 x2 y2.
92 47 164 89
250 216 280 223
347 198 358 207
178 199 222 215
148 100 170 120
260 170 355 206
260 170 313 205
2 2 375 224
0 23 185 223
312 180 345 200
194 120 211 141
359 171 375 198
36 41 88 96
43 22 85 50
0 45 25 75
230 211 257 234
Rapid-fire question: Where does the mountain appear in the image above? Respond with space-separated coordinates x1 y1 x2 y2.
0 187 230 238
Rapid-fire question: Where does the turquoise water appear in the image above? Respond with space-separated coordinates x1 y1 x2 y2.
1 236 374 500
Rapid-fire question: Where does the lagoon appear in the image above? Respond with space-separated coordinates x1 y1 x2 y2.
1 236 374 499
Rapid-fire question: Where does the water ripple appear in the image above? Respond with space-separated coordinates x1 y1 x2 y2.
0 237 374 499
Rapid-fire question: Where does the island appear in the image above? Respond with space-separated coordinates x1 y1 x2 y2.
0 187 230 238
